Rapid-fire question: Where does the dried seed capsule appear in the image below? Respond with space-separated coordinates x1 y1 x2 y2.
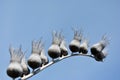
94 50 108 62
60 37 68 57
21 56 30 77
7 62 23 79
7 47 23 79
48 31 61 59
48 44 61 59
28 54 42 69
91 35 109 56
69 28 82 53
79 39 89 54
28 40 42 70
40 49 49 65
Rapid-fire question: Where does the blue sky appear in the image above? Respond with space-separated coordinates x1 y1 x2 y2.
0 0 120 80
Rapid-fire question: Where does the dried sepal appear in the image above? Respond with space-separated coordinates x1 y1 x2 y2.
72 28 83 41
40 49 49 65
21 54 30 76
52 31 62 45
100 34 110 48
9 46 24 63
32 39 44 54
79 38 89 54
59 34 68 57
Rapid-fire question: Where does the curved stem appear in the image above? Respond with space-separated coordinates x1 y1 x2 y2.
19 53 94 80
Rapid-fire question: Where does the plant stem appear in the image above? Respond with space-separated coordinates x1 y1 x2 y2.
19 53 94 80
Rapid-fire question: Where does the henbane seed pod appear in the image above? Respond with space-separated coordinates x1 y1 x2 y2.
94 50 108 62
91 35 109 56
59 35 68 57
79 39 89 54
7 47 23 79
40 49 49 66
21 55 30 77
48 31 61 59
28 40 42 70
69 28 83 53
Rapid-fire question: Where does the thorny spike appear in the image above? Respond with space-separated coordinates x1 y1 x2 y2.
9 46 24 63
52 30 57 39
21 53 28 68
9 46 14 59
98 34 110 49
37 39 43 49
17 47 24 62
52 31 61 45
82 38 90 47
32 39 44 54
72 27 83 41
101 34 110 45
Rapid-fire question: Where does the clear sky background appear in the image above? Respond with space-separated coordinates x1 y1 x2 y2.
0 0 120 80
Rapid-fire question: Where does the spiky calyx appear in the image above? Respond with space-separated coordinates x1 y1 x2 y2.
52 31 62 45
9 47 24 63
32 40 43 54
99 35 109 50
73 28 83 41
